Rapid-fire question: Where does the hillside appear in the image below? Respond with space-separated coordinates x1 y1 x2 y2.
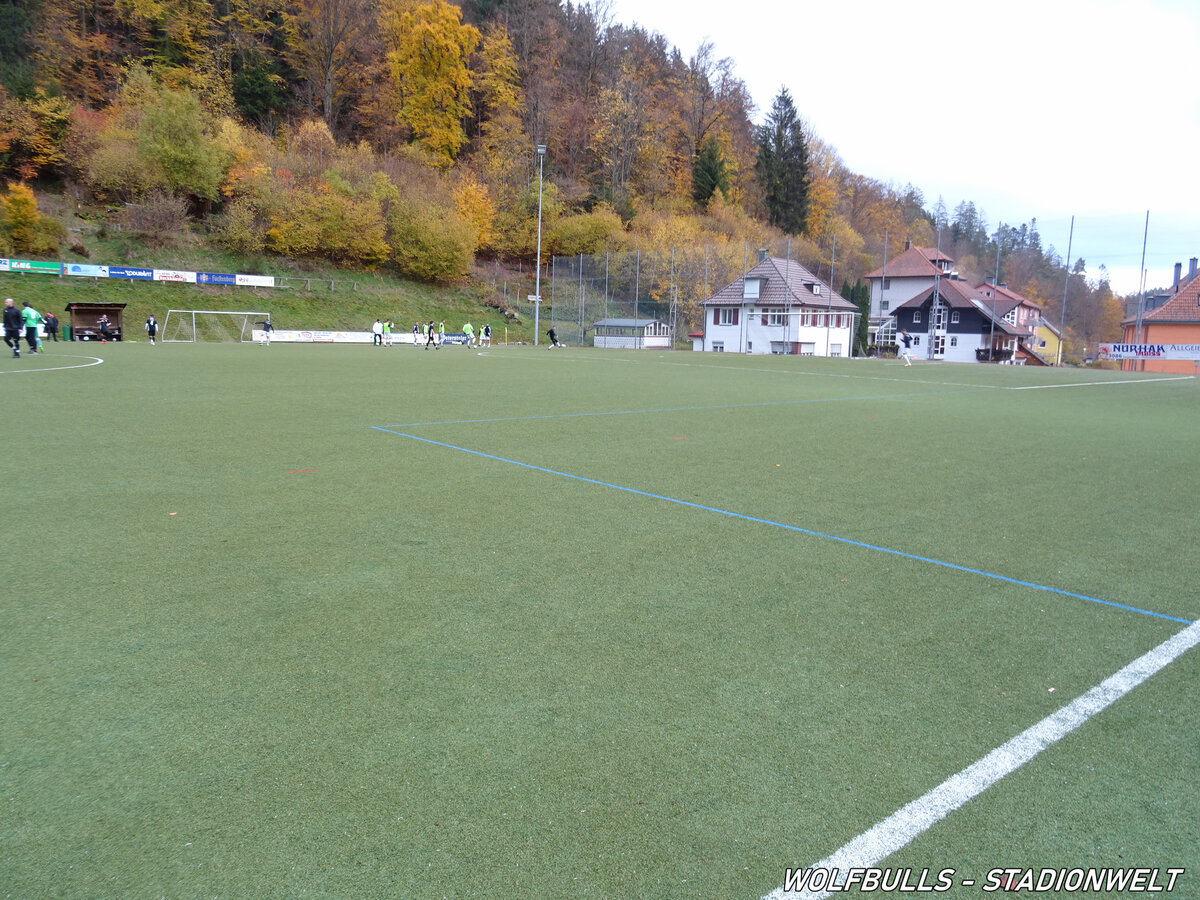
1 197 537 342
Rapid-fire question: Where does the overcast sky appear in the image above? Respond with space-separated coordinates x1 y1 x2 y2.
605 0 1200 294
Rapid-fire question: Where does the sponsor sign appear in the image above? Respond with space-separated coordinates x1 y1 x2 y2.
108 266 154 280
197 271 237 285
67 264 110 278
253 330 376 343
8 259 61 274
154 269 198 283
1098 343 1200 361
0 259 9 271
236 274 275 287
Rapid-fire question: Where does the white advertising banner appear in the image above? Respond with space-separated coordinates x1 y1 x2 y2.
154 269 198 283
1098 343 1200 361
66 264 110 278
252 330 429 345
236 274 275 287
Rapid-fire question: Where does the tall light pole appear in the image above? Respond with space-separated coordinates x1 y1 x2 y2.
533 144 546 346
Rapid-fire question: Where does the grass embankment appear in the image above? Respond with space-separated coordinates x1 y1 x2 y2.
2 213 535 340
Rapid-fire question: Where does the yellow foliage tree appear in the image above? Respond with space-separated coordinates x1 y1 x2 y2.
453 175 496 252
379 0 480 163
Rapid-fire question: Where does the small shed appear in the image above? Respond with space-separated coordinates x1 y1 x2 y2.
66 302 127 341
592 317 671 350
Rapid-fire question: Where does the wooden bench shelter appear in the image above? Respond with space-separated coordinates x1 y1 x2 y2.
66 301 127 342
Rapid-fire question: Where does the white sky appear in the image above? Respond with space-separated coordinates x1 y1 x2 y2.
605 0 1200 294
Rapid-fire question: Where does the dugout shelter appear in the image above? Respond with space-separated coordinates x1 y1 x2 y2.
66 301 127 341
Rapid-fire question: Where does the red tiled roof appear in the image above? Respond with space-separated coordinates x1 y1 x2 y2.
704 256 858 310
894 278 1024 335
1121 270 1200 325
976 281 1041 311
864 246 953 279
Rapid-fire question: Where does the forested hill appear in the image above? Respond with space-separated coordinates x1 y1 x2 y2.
0 0 1122 343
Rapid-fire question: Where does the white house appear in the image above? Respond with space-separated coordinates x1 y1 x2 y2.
863 241 955 325
701 251 860 356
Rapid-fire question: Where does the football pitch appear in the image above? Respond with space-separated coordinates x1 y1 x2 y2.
3 342 1198 899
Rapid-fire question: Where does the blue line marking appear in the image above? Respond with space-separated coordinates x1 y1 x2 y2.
371 426 1190 625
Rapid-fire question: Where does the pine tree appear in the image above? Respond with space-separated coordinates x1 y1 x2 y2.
692 137 729 204
755 87 810 235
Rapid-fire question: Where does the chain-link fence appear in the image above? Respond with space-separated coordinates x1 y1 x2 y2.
546 240 839 348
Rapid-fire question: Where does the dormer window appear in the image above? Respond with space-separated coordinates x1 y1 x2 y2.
806 282 821 295
743 277 762 300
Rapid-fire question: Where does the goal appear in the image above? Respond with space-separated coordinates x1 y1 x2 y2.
163 309 268 343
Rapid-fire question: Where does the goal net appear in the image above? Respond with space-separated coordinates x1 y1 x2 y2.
163 309 267 343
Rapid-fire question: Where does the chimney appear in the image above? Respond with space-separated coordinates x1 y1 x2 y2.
904 239 912 251
757 248 768 263
1173 262 1182 287
1190 257 1198 280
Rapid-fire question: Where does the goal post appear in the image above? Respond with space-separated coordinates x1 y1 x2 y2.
162 310 268 343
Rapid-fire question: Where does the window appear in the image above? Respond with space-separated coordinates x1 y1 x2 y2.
950 311 960 324
811 283 822 295
881 300 890 312
712 341 724 352
766 308 785 326
747 341 753 351
743 277 762 300
912 336 921 346
913 311 922 323
800 342 816 356
715 308 736 326
882 278 892 289
830 343 843 357
950 336 958 347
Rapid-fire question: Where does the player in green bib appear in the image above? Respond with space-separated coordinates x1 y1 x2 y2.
21 302 43 353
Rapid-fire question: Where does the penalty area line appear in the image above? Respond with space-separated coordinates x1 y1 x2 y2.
764 617 1200 900
370 425 1189 625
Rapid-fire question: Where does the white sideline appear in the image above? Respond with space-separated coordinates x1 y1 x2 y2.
764 619 1200 900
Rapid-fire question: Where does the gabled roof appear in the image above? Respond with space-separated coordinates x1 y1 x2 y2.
1121 268 1200 325
704 256 857 311
865 246 954 279
976 281 1042 311
893 278 1024 335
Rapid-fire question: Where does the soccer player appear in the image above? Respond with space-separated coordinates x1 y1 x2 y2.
547 326 563 348
481 323 491 347
3 298 22 357
44 312 59 342
425 320 437 349
897 328 914 366
145 315 159 345
462 321 474 348
256 317 273 346
21 302 43 353
97 313 115 342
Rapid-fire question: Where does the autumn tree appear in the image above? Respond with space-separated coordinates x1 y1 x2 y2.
756 88 810 235
380 0 480 163
285 0 375 129
139 87 228 201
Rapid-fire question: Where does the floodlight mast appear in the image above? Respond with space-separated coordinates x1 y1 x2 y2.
534 144 546 346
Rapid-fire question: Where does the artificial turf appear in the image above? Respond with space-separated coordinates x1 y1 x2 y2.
2 343 1196 898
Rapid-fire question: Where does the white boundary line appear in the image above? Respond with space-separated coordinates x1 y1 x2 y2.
479 348 1193 392
764 619 1200 900
0 354 104 374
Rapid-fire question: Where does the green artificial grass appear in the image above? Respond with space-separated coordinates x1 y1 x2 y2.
1 345 1196 899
